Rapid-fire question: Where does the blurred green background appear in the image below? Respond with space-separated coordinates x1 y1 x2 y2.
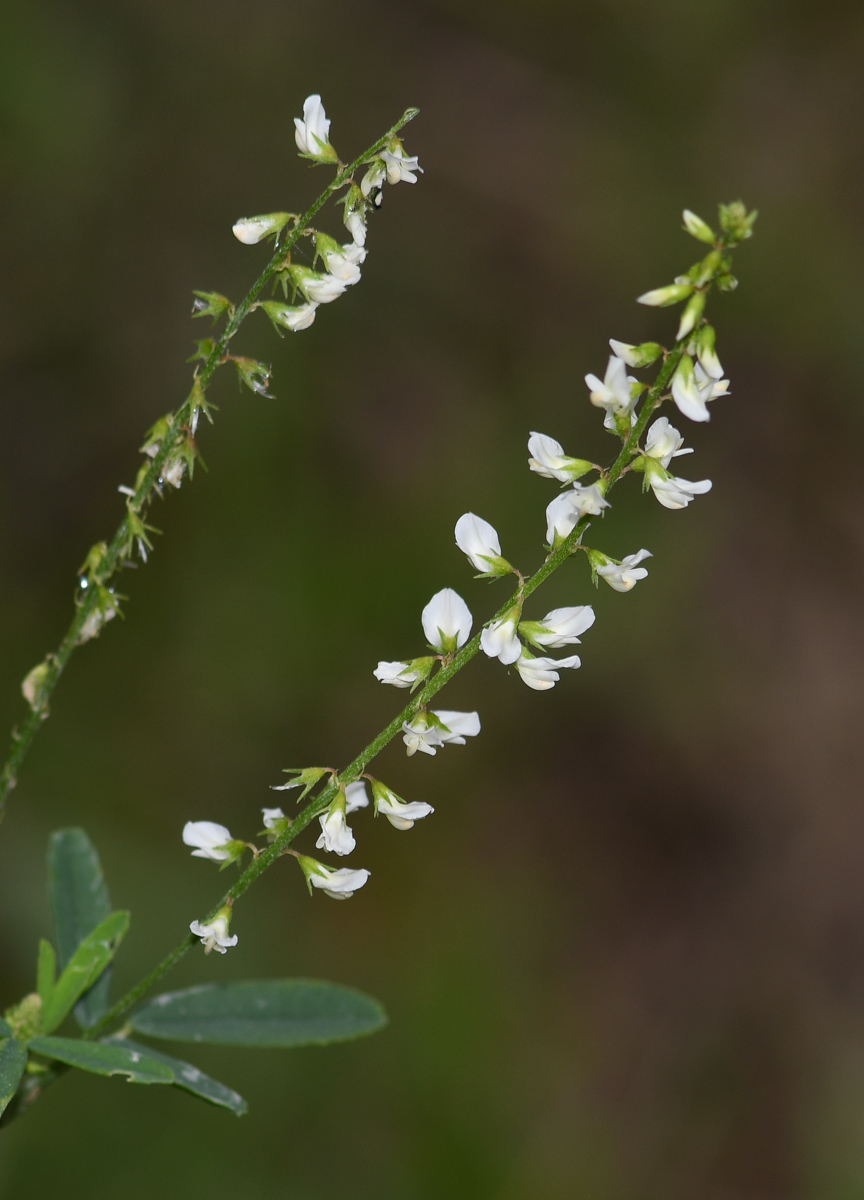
1 0 863 1196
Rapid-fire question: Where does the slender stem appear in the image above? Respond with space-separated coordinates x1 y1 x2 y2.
0 107 419 819
83 317 699 1041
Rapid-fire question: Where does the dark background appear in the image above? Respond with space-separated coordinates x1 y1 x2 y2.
1 1 863 1196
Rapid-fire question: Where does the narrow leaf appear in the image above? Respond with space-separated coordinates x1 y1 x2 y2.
129 979 388 1048
36 940 56 1008
0 1039 28 1117
42 911 129 1034
48 828 113 1027
28 1037 173 1085
102 1038 247 1115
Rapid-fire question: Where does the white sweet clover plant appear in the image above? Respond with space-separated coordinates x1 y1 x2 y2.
0 92 755 1133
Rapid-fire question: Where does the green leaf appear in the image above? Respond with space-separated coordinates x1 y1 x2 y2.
0 1018 12 1038
28 1037 173 1085
129 980 388 1048
42 911 129 1034
36 940 56 1008
48 828 113 1028
0 1038 28 1116
102 1038 247 1116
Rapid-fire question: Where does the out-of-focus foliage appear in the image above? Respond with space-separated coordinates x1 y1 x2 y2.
1 0 864 1196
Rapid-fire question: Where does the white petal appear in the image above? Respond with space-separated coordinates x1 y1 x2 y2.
421 588 473 651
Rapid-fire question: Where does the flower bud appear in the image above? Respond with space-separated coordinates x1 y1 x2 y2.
682 209 716 244
191 291 234 320
607 339 663 369
676 290 706 341
232 213 293 245
718 201 757 243
637 283 693 307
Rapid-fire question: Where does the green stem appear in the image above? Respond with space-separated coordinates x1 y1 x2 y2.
0 107 419 820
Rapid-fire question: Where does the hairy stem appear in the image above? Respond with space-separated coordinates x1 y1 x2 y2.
0 107 419 819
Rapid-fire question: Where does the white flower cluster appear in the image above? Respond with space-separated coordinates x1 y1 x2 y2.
232 95 421 336
181 206 736 948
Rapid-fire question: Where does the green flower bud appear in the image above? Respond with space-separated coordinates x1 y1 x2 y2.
682 209 716 244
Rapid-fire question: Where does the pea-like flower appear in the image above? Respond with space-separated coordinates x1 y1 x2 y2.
294 94 338 163
315 233 362 284
370 779 434 830
647 471 713 510
545 485 609 546
297 854 370 900
670 355 730 423
373 657 436 688
190 906 237 954
288 266 348 305
480 608 522 665
262 807 285 829
527 432 593 483
643 417 693 469
608 339 663 369
585 356 636 423
594 549 652 592
182 821 242 863
421 588 473 653
345 207 367 247
316 808 355 856
401 710 481 756
345 781 370 813
380 144 422 184
514 648 582 691
232 213 292 245
519 605 595 649
454 513 513 577
259 301 318 333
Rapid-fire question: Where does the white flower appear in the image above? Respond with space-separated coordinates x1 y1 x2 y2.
373 658 434 688
182 821 235 862
361 160 387 196
345 209 366 247
647 472 713 510
595 549 652 592
306 861 371 900
695 326 723 380
527 432 591 483
514 649 582 691
480 613 522 665
320 243 362 285
232 213 290 245
316 807 355 857
521 606 595 648
262 807 285 829
644 417 693 469
585 356 634 419
380 145 422 184
295 270 348 304
345 781 370 813
454 513 511 576
294 94 336 161
421 588 473 653
545 485 609 545
260 301 319 332
190 911 238 955
401 709 480 756
371 781 434 830
670 356 730 423
342 242 366 266
161 457 185 488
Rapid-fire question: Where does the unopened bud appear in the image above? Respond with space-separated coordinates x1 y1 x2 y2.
676 290 706 341
682 209 716 245
637 283 693 307
608 339 663 369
